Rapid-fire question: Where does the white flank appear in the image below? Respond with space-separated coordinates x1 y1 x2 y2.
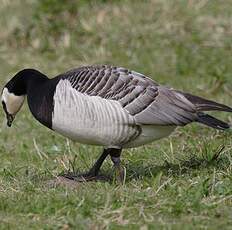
52 80 137 148
1 88 25 115
124 125 176 148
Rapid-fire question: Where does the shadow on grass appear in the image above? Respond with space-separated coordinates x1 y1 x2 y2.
126 147 229 181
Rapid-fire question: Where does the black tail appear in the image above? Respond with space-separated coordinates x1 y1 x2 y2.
182 92 232 113
177 91 232 130
197 113 230 130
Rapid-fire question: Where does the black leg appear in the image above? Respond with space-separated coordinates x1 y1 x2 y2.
86 148 111 176
60 148 125 183
110 149 125 184
61 148 111 182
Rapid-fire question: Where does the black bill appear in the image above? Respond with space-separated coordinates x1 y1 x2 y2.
6 114 14 127
2 101 14 127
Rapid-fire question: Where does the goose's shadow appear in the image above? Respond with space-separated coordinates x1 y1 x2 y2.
124 154 228 181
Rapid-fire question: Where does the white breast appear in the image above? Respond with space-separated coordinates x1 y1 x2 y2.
52 80 138 148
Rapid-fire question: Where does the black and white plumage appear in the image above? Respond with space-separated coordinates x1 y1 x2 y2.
1 65 232 182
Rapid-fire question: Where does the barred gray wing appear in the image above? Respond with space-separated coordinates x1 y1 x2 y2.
60 65 197 126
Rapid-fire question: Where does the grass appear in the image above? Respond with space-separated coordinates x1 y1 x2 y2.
0 0 232 229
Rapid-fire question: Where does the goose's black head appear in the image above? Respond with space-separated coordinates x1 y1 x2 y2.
1 69 46 127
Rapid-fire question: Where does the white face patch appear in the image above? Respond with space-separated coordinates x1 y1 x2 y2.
1 88 25 115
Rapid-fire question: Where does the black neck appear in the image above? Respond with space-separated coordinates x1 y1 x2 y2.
8 69 58 129
6 69 49 96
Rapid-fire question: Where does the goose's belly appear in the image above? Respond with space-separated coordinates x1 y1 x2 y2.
52 117 136 147
124 125 176 148
52 80 138 147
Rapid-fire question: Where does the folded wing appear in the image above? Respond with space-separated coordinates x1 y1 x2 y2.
59 65 231 129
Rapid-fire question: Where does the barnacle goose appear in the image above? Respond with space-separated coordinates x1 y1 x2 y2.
1 65 232 182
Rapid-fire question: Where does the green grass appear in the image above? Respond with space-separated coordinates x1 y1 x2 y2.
0 0 232 229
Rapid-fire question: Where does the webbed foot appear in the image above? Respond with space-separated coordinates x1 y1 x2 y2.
60 172 110 182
